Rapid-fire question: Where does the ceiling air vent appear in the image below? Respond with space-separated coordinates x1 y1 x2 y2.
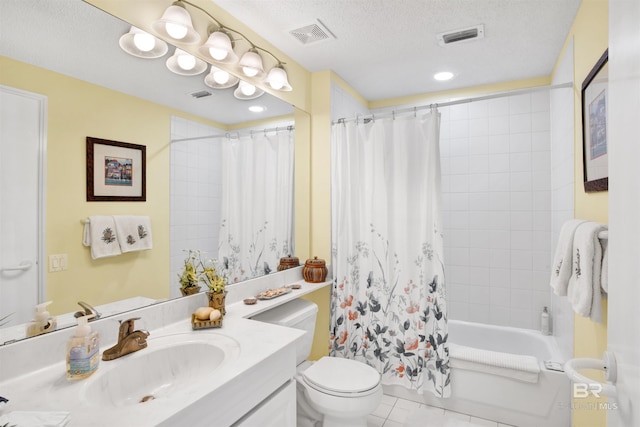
190 90 212 99
289 19 336 45
437 24 484 46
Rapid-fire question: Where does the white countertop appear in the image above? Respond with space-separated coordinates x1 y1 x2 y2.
0 274 331 426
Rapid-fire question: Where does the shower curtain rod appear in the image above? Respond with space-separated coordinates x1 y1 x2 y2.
333 82 573 125
171 124 294 143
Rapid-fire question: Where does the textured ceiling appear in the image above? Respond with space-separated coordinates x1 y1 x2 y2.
0 0 293 125
212 0 583 101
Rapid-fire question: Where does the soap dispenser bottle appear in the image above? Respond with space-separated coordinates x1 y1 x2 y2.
66 314 100 380
541 306 551 336
25 301 57 337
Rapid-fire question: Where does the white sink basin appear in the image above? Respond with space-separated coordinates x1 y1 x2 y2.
82 332 239 407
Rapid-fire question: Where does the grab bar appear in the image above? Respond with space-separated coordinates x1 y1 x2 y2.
1 260 33 272
564 351 617 397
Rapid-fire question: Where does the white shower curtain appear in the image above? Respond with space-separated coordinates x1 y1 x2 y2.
218 129 294 283
330 112 450 398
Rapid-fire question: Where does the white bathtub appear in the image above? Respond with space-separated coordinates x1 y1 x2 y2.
383 320 571 427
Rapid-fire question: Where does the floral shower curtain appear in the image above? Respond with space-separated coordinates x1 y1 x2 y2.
218 128 294 283
330 112 450 398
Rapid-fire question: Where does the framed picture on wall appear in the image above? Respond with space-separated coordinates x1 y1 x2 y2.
581 49 609 192
86 137 146 201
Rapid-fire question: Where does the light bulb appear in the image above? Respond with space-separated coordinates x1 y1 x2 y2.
166 22 188 40
240 83 257 96
213 70 230 84
177 54 196 71
209 47 228 61
133 32 155 52
242 66 258 77
270 80 284 90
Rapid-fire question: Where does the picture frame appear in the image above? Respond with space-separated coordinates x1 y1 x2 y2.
86 137 146 201
581 49 609 192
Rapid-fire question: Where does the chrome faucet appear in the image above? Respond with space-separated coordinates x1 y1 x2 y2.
102 317 150 361
74 301 101 321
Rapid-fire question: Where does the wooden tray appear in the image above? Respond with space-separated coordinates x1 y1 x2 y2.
191 313 223 330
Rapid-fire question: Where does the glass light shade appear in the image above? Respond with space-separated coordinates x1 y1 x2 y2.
166 48 207 76
119 26 168 59
204 66 239 89
265 66 292 91
152 4 201 44
234 80 264 100
198 31 238 64
238 50 265 78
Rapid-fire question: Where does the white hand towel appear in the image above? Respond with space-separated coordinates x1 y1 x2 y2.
567 222 607 322
0 411 71 427
601 238 609 294
113 215 153 253
550 219 586 296
82 216 122 259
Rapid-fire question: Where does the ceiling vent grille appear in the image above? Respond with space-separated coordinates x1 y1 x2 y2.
190 90 212 99
437 24 484 46
289 19 336 45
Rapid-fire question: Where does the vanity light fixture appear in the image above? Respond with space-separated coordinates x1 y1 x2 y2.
204 65 240 89
152 1 201 44
434 71 454 81
146 0 293 93
119 26 169 59
166 48 207 75
234 80 264 100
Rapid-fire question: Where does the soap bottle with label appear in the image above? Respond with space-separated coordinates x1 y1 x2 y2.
66 314 100 380
25 301 57 337
541 306 551 335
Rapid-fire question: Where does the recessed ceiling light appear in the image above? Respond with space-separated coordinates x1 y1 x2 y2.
249 105 265 113
434 71 454 81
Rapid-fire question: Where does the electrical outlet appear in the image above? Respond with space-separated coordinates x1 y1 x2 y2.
49 254 68 272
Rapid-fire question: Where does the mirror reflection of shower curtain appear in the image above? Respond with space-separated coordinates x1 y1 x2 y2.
330 112 450 398
218 129 294 283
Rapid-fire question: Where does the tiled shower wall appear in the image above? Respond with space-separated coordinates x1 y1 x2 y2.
440 93 552 329
170 116 224 299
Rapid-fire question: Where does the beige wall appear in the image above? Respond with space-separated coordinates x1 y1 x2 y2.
554 0 609 425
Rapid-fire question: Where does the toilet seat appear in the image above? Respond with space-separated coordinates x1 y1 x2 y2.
301 357 381 398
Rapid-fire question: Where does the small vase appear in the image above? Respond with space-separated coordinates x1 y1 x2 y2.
207 291 226 315
180 285 201 297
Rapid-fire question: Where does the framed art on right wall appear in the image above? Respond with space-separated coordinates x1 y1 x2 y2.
582 49 609 192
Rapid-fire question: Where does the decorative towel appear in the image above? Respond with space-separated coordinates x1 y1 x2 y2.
113 215 153 253
567 222 607 322
82 216 122 259
550 219 586 296
0 411 71 427
449 343 540 383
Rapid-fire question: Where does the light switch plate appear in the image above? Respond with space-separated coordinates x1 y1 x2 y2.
49 254 68 272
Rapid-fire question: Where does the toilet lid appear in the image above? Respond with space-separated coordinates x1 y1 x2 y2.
302 357 381 394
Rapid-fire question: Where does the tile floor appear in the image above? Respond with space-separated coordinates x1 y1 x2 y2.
367 394 516 427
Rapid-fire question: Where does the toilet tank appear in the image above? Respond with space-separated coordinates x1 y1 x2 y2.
251 299 318 365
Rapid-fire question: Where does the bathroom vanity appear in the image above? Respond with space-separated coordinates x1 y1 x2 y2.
0 268 330 426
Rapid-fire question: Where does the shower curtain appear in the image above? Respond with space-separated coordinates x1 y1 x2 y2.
330 112 450 398
218 129 294 283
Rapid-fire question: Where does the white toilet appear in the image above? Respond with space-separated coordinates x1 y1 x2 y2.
252 299 382 427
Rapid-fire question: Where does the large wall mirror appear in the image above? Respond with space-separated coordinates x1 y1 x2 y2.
0 0 299 344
